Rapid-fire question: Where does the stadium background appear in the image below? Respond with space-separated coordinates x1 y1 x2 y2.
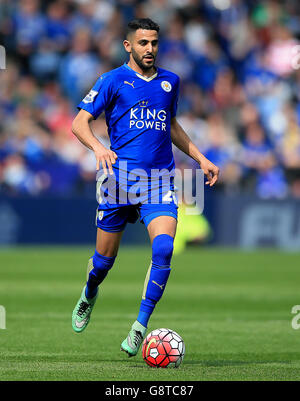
1 0 300 382
1 0 300 249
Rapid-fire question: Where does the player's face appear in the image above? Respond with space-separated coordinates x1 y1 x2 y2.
125 29 159 71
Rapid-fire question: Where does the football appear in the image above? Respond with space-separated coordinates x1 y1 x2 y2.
142 328 185 368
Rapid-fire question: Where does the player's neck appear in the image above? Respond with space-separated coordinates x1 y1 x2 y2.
127 59 156 78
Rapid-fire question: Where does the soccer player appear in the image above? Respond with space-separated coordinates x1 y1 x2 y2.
71 18 219 357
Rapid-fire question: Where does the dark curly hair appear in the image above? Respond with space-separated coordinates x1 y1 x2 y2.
126 18 160 38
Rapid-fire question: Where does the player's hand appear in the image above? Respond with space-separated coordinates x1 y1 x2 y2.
93 144 118 175
199 156 219 187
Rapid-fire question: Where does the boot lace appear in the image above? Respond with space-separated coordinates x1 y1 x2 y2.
77 301 90 317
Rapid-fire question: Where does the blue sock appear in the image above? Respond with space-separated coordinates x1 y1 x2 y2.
85 251 116 299
137 234 174 327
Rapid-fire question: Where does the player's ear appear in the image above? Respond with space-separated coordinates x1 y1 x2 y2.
123 39 131 54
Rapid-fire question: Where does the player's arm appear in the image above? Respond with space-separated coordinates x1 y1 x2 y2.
170 117 219 187
71 109 117 175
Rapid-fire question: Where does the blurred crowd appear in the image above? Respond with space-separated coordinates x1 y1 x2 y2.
1 0 300 198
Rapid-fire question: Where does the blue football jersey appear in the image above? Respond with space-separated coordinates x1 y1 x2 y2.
77 63 180 174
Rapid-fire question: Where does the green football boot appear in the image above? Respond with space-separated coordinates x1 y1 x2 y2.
120 320 147 357
72 285 98 333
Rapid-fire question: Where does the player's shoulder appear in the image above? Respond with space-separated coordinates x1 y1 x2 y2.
96 65 127 87
157 67 180 85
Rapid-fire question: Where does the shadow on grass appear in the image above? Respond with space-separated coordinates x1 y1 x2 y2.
182 352 300 367
114 352 300 369
88 351 300 368
3 352 300 369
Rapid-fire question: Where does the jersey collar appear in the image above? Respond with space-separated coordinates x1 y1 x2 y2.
123 62 158 82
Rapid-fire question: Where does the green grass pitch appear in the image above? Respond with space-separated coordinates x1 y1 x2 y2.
1 245 300 381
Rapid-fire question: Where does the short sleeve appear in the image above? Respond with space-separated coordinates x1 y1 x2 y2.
77 74 114 119
170 76 180 118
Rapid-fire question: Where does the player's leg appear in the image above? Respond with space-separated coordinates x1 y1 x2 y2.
72 228 123 333
146 215 177 241
121 215 177 356
85 228 123 298
137 215 176 327
72 202 132 333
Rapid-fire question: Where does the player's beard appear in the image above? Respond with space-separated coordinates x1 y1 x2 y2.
131 47 156 72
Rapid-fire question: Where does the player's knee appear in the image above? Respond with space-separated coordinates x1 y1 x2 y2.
89 251 116 279
152 234 174 267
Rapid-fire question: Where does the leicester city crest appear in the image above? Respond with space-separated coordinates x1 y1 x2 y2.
161 81 172 92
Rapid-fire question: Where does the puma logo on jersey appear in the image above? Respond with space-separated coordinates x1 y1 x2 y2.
152 280 165 290
124 80 135 88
